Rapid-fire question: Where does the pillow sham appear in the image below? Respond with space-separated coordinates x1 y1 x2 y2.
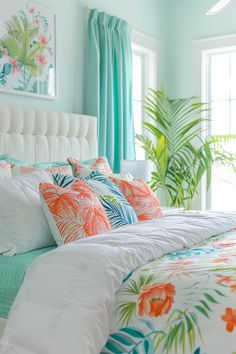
67 156 112 177
110 177 163 221
0 156 72 177
12 164 73 177
0 170 55 256
53 171 138 229
40 181 111 245
0 161 12 179
2 156 69 168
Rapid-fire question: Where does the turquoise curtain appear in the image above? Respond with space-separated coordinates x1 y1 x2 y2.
85 9 135 172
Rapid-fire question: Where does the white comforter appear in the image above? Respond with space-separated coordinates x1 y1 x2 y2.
0 211 236 354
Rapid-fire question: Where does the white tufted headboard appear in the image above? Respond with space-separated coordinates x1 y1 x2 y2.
0 106 98 163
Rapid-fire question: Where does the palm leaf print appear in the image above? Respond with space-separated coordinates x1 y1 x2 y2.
84 171 133 206
102 195 120 207
53 171 138 229
101 197 136 228
52 173 76 188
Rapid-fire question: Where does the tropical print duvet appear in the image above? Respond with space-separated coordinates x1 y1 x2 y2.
104 230 236 354
1 211 236 354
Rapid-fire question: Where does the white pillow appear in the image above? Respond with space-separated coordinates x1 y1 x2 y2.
0 170 55 256
0 161 12 179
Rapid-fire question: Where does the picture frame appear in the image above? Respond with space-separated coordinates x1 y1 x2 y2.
0 0 57 99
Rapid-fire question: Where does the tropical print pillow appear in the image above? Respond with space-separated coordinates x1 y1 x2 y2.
53 171 138 229
40 181 111 245
0 161 12 179
67 156 112 177
110 177 163 221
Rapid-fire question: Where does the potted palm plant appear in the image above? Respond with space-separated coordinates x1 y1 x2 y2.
136 89 236 209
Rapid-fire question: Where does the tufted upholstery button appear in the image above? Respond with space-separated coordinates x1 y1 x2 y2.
0 107 97 163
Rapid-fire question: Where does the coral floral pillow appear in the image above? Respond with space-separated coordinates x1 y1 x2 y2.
110 177 163 221
40 181 111 245
67 156 112 177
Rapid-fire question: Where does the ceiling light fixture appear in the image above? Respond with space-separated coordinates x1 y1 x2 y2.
206 0 232 15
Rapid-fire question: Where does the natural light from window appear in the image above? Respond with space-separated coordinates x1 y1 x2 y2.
205 47 236 211
131 37 157 161
132 51 145 160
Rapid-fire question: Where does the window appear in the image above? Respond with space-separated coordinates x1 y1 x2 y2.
203 46 236 210
131 32 159 160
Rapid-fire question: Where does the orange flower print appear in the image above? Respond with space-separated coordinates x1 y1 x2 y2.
217 276 233 284
230 284 236 293
138 283 176 317
39 35 48 47
36 53 46 66
221 307 236 332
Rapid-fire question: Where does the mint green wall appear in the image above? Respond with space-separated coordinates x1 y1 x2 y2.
0 0 164 113
2 1 236 111
166 0 236 99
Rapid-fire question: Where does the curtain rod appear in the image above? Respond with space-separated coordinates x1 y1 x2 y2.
84 6 125 19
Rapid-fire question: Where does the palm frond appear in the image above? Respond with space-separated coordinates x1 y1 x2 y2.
137 88 236 208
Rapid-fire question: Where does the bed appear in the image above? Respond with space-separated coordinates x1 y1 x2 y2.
0 106 236 354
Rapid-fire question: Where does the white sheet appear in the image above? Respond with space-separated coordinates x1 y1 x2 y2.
1 211 236 354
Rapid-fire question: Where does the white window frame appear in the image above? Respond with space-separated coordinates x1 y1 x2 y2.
193 34 236 210
131 31 160 158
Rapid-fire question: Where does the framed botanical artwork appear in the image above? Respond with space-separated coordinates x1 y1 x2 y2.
0 0 56 99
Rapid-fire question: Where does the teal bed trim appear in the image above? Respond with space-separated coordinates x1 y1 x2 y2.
0 246 55 319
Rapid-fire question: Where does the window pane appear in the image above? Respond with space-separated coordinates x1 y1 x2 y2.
230 100 236 134
230 52 236 100
211 162 236 211
210 53 230 101
133 100 145 160
132 54 142 101
133 100 143 135
135 142 145 160
211 101 230 135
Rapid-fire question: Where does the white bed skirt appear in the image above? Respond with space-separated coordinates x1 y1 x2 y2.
0 318 6 338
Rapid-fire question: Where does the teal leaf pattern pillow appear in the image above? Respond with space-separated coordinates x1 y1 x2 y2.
53 171 138 229
52 173 76 188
